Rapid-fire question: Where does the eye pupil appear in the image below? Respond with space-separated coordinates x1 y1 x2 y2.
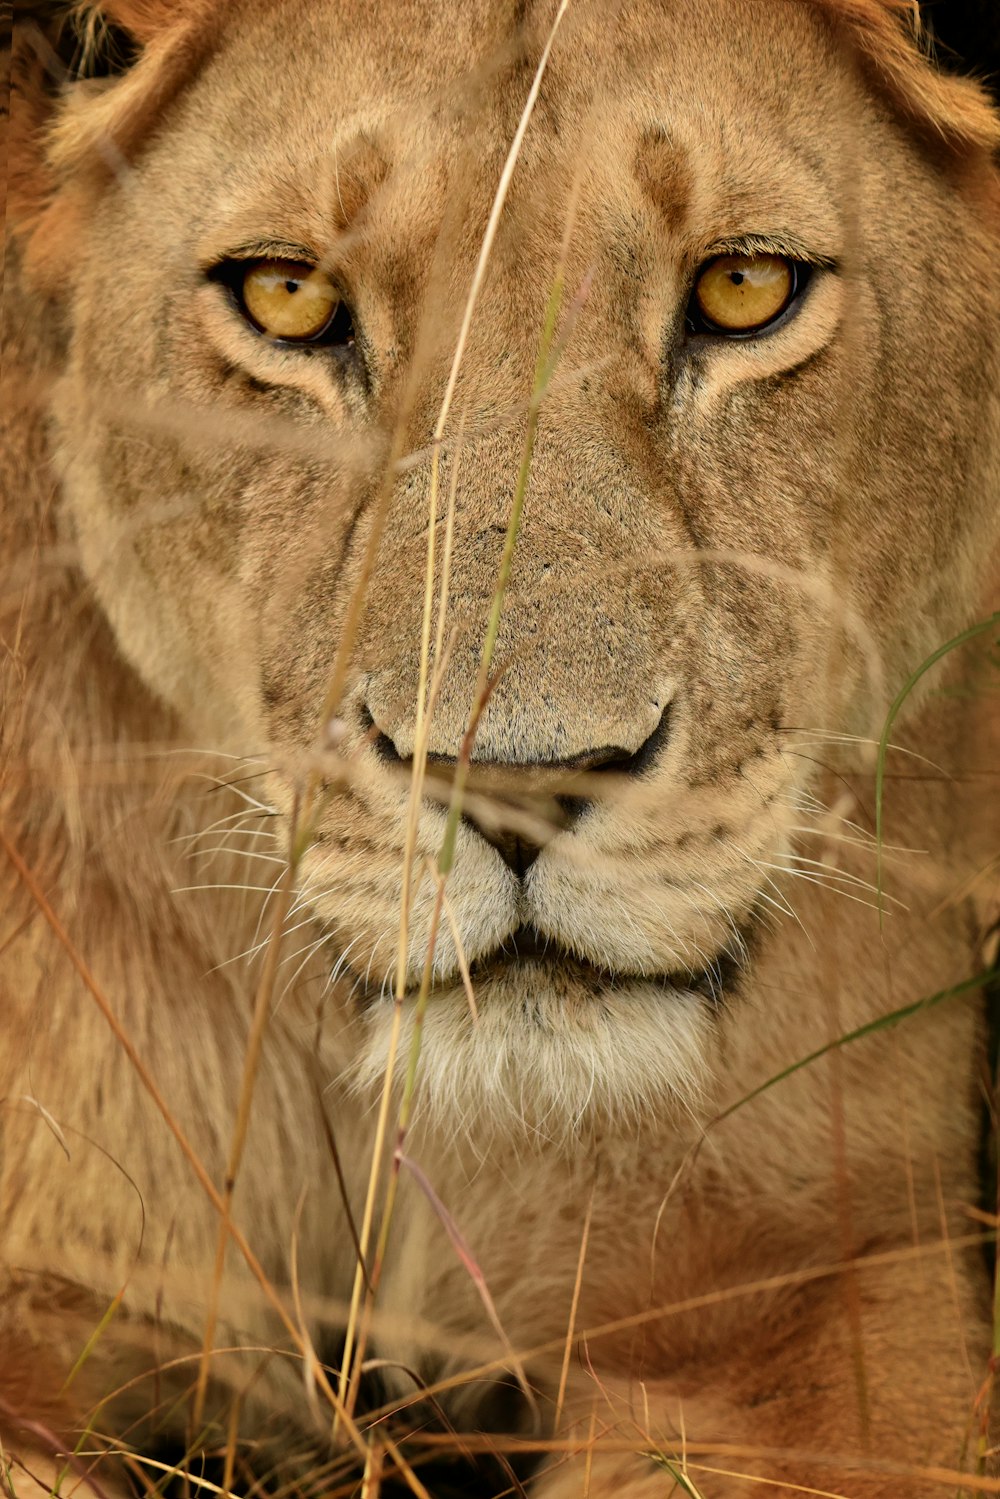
229 257 352 345
690 253 799 335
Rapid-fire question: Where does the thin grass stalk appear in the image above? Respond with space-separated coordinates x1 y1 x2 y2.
431 408 467 685
61 1288 126 1394
333 651 459 1419
438 873 479 1020
334 998 401 1417
334 633 459 1420
0 825 435 1498
393 423 447 1003
290 1188 323 1430
192 793 302 1434
437 271 564 876
360 1438 384 1499
391 410 468 1002
714 968 996 1127
646 1452 708 1499
0 1397 112 1499
874 612 1000 922
342 269 568 1422
396 1153 535 1406
335 0 571 1430
582 1405 597 1498
221 1390 241 1499
342 873 448 1421
555 1183 594 1432
360 1224 997 1422
314 0 569 774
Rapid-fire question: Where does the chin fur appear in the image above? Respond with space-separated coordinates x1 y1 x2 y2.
348 969 715 1145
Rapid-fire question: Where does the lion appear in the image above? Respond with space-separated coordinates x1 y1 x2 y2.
2 0 1000 1494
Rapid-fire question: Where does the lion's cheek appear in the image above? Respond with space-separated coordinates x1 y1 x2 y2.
52 414 266 744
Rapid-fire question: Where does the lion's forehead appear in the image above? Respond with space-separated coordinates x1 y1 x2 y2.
169 0 852 262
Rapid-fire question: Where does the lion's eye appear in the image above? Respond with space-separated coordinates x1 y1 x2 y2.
237 259 352 344
689 254 799 335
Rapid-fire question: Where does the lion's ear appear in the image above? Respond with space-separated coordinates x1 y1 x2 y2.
87 0 195 45
7 1 219 293
11 0 199 66
921 0 1000 102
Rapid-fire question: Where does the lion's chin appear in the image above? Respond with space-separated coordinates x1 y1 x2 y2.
348 960 716 1143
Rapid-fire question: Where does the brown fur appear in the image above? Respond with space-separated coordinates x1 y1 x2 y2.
2 1 1000 1495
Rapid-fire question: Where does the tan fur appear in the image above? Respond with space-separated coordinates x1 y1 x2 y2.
2 0 1000 1494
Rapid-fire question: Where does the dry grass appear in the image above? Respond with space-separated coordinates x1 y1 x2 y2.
3 2 1000 1498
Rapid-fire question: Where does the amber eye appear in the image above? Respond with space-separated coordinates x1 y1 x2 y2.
690 253 799 335
237 258 349 343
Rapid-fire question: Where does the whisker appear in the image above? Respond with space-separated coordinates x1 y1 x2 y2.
168 810 277 848
170 881 283 895
750 862 906 914
776 851 897 896
189 771 277 814
206 914 321 975
778 728 946 773
274 935 333 1011
328 935 367 994
185 846 286 866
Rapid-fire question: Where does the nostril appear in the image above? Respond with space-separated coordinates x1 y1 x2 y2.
557 701 672 779
618 699 671 778
357 706 405 763
555 702 671 828
358 698 672 873
372 730 403 764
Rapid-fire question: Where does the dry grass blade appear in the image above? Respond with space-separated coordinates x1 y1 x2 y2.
337 0 573 1428
437 873 479 1020
554 1182 594 1432
397 1153 536 1414
711 967 997 1130
436 265 572 878
192 794 301 1434
0 1414 109 1499
360 1230 995 1426
874 613 1000 921
0 824 434 1498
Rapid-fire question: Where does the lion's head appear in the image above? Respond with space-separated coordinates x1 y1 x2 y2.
13 0 1000 1131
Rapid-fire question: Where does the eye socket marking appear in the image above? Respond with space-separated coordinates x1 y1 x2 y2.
687 253 809 336
214 257 356 347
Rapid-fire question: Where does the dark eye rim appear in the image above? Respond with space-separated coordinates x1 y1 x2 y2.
685 256 811 339
207 258 357 349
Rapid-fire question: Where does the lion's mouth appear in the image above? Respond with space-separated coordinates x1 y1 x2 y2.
470 924 741 1001
354 923 746 1007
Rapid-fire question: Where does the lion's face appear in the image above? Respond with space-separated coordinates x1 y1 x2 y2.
48 0 1000 1125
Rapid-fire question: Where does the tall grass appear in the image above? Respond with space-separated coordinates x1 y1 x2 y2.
2 2 999 1498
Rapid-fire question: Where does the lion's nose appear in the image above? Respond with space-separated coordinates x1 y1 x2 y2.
369 705 671 877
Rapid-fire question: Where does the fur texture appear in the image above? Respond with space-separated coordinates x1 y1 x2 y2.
2 1 1000 1494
